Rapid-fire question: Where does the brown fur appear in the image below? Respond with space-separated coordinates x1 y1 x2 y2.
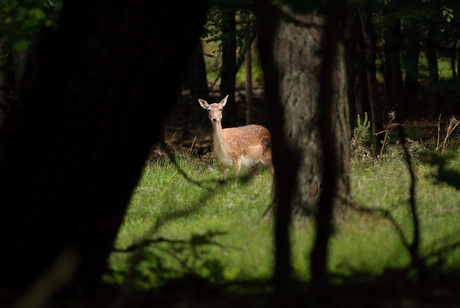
198 95 274 179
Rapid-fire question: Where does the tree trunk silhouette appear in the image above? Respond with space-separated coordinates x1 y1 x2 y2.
403 27 420 117
255 0 299 302
361 5 384 150
185 43 209 125
221 9 237 126
0 0 207 296
344 10 358 133
450 41 457 81
355 11 371 120
426 25 440 116
384 19 404 118
310 0 350 298
256 0 350 303
245 47 252 125
273 14 324 214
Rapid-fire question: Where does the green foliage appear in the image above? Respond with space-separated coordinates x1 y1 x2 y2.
202 2 255 55
0 0 62 51
353 112 371 146
202 0 257 86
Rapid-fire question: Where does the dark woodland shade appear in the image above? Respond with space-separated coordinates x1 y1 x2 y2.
0 0 207 293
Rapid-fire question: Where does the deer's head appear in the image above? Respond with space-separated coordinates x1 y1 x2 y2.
198 95 228 123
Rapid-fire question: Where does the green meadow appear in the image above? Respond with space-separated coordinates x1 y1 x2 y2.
105 145 460 289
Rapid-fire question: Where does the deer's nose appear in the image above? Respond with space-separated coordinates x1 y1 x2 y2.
212 117 218 122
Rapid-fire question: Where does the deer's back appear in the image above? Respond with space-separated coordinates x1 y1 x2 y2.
221 124 271 159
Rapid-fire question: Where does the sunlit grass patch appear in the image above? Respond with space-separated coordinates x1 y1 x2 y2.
106 147 460 288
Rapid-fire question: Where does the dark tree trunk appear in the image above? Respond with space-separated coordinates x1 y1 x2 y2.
221 9 237 126
0 0 207 296
245 47 253 124
403 27 420 117
384 19 404 118
310 0 350 297
355 11 371 119
11 48 27 87
255 1 299 302
344 12 357 133
426 26 440 116
426 39 439 85
273 15 324 215
361 5 384 150
257 0 350 303
185 43 209 124
451 41 457 81
0 42 12 123
0 42 19 125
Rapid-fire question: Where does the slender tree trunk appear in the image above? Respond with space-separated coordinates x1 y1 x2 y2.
344 11 358 133
355 11 371 119
426 26 440 116
0 0 207 296
383 47 393 99
384 19 404 118
186 43 209 124
451 41 457 81
361 5 384 150
403 27 420 117
221 9 237 126
245 46 253 124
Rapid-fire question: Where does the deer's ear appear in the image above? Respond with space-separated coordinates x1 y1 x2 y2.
198 99 209 109
219 95 229 107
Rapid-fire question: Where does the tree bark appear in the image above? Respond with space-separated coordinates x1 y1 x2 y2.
255 1 300 301
256 0 350 302
310 0 350 296
0 0 207 296
273 15 323 214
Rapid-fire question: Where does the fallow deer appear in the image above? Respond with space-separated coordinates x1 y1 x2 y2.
198 95 274 180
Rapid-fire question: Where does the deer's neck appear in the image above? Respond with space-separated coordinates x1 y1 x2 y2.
211 121 227 156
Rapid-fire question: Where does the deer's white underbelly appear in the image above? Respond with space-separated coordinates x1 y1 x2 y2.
241 155 261 167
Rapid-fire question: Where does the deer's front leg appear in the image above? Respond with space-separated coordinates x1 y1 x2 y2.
233 157 242 178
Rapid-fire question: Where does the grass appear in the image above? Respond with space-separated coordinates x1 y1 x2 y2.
105 145 460 289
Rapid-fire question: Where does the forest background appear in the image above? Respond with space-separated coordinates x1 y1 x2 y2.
1 0 460 307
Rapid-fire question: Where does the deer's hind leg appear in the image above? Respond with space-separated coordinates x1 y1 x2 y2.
261 153 274 175
220 163 228 181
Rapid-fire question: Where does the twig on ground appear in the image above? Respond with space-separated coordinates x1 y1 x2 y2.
189 136 197 156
